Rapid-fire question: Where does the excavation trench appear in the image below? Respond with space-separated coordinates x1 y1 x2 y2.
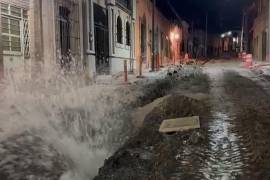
95 66 270 180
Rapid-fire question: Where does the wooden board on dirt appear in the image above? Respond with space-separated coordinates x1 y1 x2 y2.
159 116 200 133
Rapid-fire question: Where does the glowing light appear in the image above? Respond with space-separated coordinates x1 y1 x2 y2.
227 31 232 36
233 38 236 42
175 33 180 40
170 32 175 41
221 34 225 38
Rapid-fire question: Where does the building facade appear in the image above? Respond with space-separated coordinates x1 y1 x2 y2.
29 0 136 77
251 0 269 61
0 0 183 79
135 0 181 74
0 0 136 78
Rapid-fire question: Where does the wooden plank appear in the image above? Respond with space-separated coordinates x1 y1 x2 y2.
159 116 200 133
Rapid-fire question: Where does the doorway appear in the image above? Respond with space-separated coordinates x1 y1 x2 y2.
94 4 109 74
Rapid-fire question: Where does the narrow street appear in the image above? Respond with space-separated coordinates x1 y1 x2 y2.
1 0 269 179
95 61 270 180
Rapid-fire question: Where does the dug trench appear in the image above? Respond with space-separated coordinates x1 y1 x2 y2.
94 71 212 179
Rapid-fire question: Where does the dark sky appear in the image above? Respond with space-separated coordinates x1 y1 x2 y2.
163 0 253 33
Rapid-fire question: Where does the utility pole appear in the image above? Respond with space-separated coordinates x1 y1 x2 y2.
240 11 245 53
192 20 194 57
205 13 208 58
151 0 156 71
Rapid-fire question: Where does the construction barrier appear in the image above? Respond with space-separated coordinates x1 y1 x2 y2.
184 53 189 63
242 54 253 68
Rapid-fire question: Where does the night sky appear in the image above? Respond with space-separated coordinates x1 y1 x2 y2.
160 0 253 34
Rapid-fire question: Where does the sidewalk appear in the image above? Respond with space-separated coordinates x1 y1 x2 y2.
95 68 168 86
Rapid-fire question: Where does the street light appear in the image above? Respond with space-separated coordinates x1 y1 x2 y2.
170 31 180 41
170 30 180 65
175 33 180 40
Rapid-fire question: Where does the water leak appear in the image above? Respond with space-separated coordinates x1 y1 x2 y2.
0 68 139 180
201 66 247 179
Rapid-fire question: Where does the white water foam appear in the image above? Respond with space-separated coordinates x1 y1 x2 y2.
0 65 139 179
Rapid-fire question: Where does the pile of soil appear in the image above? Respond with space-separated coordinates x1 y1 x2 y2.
94 95 210 180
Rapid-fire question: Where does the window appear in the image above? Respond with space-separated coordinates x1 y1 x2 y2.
126 22 130 46
116 0 131 10
258 0 262 14
59 6 71 55
117 16 123 44
1 3 26 53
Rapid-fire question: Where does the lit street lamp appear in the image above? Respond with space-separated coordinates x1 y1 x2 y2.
170 30 180 65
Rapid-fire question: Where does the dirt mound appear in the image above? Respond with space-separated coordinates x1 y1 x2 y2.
94 95 210 180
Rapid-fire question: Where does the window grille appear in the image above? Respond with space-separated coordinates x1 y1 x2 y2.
55 0 81 68
23 19 30 58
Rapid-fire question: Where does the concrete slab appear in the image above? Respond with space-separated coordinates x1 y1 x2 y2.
159 116 200 133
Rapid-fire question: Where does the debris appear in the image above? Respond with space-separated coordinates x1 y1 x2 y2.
189 131 205 145
159 116 200 133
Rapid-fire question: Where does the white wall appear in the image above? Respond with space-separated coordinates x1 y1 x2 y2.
110 4 134 74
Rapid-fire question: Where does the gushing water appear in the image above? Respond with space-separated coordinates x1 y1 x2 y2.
0 67 138 180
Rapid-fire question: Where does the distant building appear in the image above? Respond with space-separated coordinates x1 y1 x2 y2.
207 34 220 58
219 30 242 58
192 29 206 58
181 20 193 57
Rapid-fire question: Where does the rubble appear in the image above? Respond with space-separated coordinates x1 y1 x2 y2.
251 63 270 77
167 64 203 80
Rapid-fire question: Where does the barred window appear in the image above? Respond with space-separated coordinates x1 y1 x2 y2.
1 3 28 54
